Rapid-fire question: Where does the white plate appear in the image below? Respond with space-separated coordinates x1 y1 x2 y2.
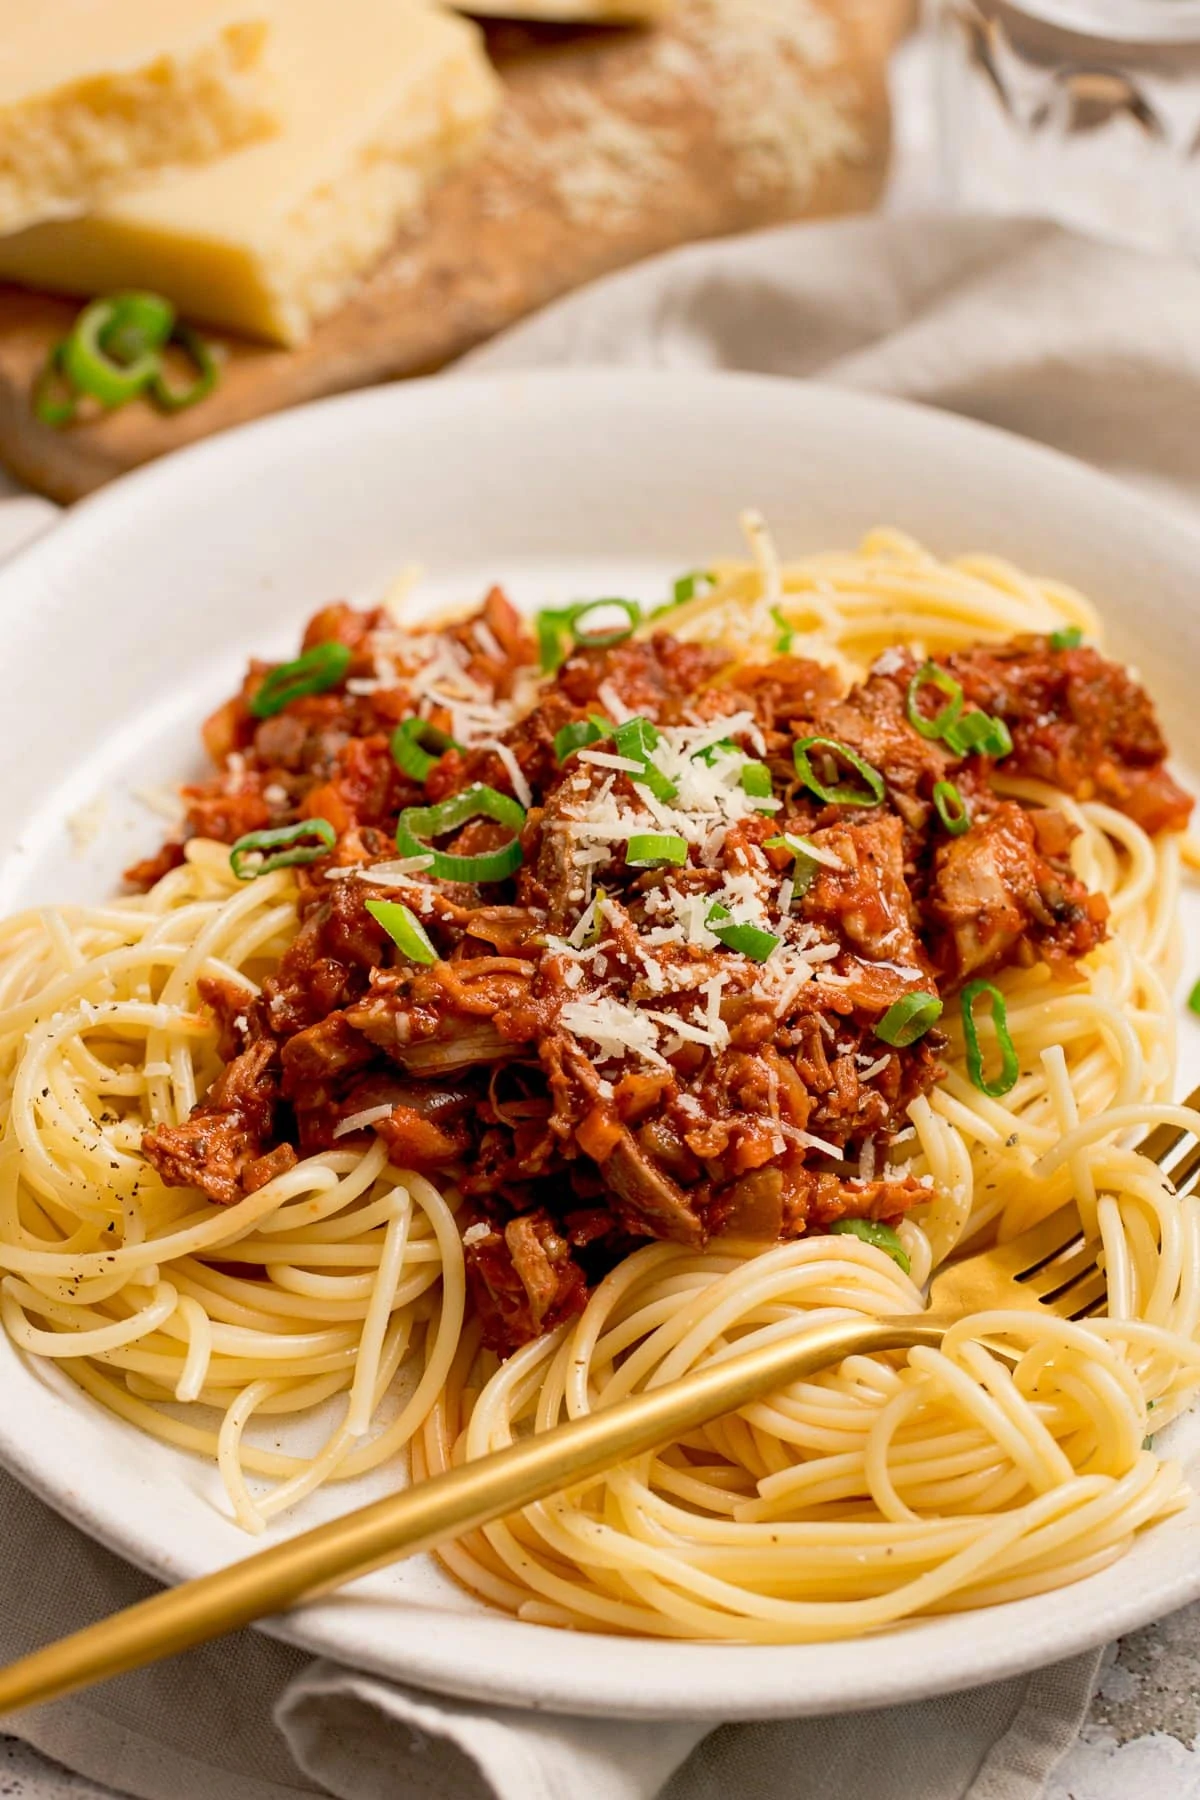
2 370 1200 1720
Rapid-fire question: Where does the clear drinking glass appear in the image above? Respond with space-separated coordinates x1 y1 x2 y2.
935 0 1200 255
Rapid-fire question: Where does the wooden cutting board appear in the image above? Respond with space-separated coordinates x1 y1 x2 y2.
0 0 908 503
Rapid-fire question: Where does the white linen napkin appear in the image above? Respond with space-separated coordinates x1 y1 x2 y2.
5 212 1200 1800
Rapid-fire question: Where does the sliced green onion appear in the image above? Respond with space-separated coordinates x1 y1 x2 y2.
364 898 438 964
572 598 640 646
613 716 678 802
395 783 526 883
739 761 773 799
764 831 822 895
229 818 336 880
695 738 736 766
829 1218 911 1275
553 716 610 765
62 292 174 407
536 599 640 673
537 611 570 674
875 992 943 1047
32 292 218 428
764 831 822 857
793 736 885 808
32 342 77 427
1049 625 1083 650
944 710 1014 759
932 780 970 836
670 570 712 607
626 832 688 868
705 902 779 962
148 323 219 413
96 290 175 362
249 642 352 718
771 604 794 653
390 717 460 782
1188 978 1200 1016
905 662 964 741
961 979 1019 1097
584 888 607 947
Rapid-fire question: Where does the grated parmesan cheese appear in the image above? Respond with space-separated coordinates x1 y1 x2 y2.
560 994 669 1068
332 1103 396 1138
596 680 634 723
476 739 532 809
473 620 504 661
66 795 108 854
578 750 645 773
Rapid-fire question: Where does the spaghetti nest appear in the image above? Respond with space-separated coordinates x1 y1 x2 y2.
2 526 1199 1640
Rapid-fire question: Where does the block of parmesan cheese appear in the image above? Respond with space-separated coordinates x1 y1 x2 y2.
0 0 501 347
0 1 277 236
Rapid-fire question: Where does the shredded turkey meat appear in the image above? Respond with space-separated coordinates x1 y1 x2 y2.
135 591 1191 1352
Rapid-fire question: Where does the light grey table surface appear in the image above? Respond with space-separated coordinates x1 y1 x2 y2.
1 28 1199 1800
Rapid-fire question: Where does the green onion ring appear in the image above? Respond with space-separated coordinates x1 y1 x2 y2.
829 1218 911 1274
365 898 438 964
739 761 773 799
249 642 352 719
944 710 1014 760
1049 625 1083 650
553 716 611 765
31 292 218 428
705 902 779 962
932 780 970 836
100 291 175 363
395 783 526 883
32 342 78 427
764 831 822 896
391 717 460 782
961 979 1020 1097
229 818 336 880
149 324 219 413
771 604 794 653
875 992 943 1047
792 736 885 808
613 716 678 802
625 832 688 867
670 570 712 607
536 599 641 673
62 292 174 408
905 662 964 741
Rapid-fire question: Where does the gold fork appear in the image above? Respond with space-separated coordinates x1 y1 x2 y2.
1 1085 1197 1716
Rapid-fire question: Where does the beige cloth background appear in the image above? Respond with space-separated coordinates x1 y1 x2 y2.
3 212 1197 1798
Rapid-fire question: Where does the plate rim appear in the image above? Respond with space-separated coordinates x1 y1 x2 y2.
3 366 1200 1718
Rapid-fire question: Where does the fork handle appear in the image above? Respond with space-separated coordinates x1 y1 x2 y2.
0 1313 940 1714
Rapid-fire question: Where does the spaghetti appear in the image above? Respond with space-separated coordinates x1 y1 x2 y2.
1 524 1197 1641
